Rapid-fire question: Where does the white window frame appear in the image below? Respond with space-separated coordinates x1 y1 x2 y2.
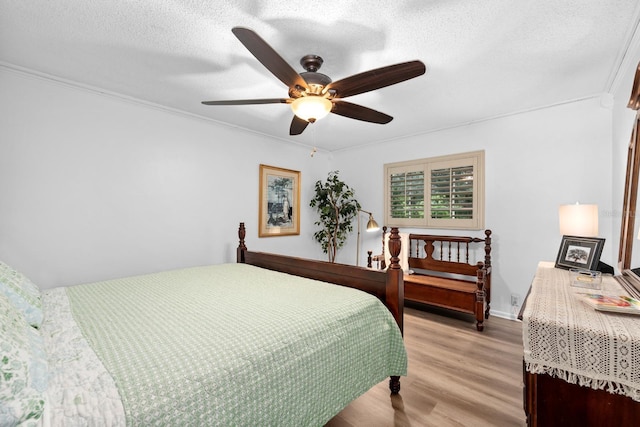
384 150 485 230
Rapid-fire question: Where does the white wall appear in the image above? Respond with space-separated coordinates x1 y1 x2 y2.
2 62 636 320
331 98 613 318
0 67 330 289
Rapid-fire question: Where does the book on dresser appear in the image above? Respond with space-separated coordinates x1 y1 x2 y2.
582 293 640 314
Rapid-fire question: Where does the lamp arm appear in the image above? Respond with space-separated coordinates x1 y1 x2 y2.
356 209 380 266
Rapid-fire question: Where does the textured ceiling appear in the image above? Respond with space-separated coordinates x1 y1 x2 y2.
2 1 640 151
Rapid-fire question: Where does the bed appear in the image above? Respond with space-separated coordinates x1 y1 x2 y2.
1 222 407 426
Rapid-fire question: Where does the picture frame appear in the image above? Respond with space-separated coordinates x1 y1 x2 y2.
259 164 300 237
555 235 605 271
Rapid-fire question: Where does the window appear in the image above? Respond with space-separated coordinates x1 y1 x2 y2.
384 150 485 229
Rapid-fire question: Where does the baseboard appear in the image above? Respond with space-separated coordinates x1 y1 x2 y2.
490 309 521 321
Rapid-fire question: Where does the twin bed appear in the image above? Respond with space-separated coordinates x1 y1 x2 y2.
2 223 407 426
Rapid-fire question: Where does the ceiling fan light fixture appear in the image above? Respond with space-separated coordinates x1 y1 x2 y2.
291 96 332 123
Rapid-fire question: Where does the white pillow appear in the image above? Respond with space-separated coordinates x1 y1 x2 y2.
0 292 47 426
0 261 43 328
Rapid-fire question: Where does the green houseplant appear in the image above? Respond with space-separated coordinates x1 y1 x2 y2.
310 171 360 263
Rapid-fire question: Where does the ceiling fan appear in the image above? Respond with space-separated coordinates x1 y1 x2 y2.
202 27 426 135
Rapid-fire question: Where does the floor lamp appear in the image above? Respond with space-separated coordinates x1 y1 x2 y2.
356 209 380 266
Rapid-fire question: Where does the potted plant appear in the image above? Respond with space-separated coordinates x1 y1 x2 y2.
310 171 360 263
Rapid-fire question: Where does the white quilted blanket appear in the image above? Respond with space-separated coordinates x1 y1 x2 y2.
39 287 125 426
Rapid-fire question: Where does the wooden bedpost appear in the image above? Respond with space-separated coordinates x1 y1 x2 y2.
475 262 486 331
484 229 492 269
386 227 404 394
484 229 492 319
380 225 387 269
237 222 247 263
386 227 404 334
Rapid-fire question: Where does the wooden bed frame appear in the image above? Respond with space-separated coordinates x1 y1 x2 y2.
236 222 405 393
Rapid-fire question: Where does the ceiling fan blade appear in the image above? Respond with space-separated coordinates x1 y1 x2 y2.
326 60 426 99
232 27 309 91
202 98 291 106
290 116 309 135
331 101 393 124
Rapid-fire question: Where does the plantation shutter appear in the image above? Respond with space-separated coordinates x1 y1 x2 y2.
384 151 484 230
390 170 425 219
430 165 474 219
385 163 426 226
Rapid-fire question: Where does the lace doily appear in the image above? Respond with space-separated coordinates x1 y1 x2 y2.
523 262 640 401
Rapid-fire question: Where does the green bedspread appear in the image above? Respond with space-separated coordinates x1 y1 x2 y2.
66 263 407 426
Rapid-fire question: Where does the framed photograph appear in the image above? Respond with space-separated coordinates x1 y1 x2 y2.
259 164 300 237
555 235 605 270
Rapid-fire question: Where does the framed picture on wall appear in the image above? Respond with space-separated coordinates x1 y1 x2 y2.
259 164 300 237
555 235 605 270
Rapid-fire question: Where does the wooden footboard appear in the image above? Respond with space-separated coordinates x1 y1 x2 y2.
236 222 405 394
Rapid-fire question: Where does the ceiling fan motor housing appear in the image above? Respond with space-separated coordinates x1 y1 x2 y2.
287 55 332 97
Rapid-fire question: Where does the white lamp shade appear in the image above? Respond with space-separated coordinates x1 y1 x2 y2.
559 203 598 237
291 96 332 122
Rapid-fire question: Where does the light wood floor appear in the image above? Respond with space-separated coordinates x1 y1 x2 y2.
326 305 526 427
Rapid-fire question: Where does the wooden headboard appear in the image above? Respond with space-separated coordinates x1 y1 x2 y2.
407 231 493 276
368 226 492 275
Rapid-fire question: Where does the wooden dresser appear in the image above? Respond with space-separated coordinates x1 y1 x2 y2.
519 263 640 426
